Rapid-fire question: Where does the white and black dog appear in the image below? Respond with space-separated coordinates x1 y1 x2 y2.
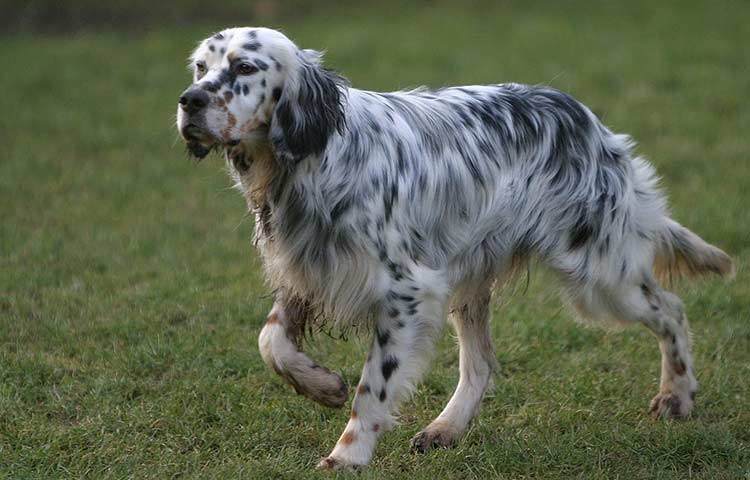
176 27 733 470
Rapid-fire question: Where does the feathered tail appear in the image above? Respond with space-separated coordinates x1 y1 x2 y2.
654 218 735 281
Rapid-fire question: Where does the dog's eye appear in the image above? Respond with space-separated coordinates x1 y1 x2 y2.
195 62 207 74
236 63 259 75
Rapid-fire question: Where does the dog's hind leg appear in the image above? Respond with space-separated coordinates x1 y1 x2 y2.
258 291 348 408
569 278 698 419
638 283 698 418
317 271 450 470
411 286 496 453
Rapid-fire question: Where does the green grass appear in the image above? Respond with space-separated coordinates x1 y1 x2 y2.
1 1 749 478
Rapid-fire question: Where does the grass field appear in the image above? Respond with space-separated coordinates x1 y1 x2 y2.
1 1 749 478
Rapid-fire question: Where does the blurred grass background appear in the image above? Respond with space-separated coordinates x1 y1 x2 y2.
1 0 749 478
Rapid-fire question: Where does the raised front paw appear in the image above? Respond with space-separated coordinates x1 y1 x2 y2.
285 365 348 409
649 391 695 419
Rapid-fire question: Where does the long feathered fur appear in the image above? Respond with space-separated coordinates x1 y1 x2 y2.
177 28 734 469
253 80 732 328
177 28 733 331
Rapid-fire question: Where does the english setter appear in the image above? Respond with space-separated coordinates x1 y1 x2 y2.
176 27 733 470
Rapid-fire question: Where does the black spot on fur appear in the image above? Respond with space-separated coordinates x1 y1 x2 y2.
261 78 267 88
377 328 390 348
272 87 282 101
395 140 406 174
255 59 269 71
214 68 236 88
202 82 220 93
242 84 249 95
208 44 215 52
384 182 398 222
379 388 387 402
329 195 352 222
243 42 262 51
598 233 610 256
569 219 594 249
220 47 226 55
381 357 399 381
213 33 224 40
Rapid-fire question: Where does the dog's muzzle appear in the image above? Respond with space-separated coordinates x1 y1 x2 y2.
178 86 217 159
180 124 215 159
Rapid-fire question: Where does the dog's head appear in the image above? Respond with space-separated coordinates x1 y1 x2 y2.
177 27 346 166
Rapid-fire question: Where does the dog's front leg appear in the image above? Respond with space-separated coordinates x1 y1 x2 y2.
317 285 448 470
258 292 348 408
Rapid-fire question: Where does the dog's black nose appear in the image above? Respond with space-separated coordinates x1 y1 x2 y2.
179 87 210 114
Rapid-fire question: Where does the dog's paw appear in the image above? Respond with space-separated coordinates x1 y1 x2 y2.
285 365 348 409
309 368 349 409
316 456 362 472
649 392 694 419
410 426 459 454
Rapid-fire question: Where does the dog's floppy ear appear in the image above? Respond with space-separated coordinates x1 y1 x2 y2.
269 49 347 167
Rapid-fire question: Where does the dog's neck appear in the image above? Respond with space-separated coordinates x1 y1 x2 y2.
226 139 280 212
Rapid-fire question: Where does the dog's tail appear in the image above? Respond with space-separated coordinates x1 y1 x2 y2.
653 218 735 281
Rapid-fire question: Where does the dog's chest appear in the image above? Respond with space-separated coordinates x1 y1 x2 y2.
227 149 252 174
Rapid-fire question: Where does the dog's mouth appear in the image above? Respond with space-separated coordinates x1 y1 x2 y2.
181 124 220 160
180 122 250 162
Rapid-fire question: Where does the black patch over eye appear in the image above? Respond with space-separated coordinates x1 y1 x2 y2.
236 62 259 75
